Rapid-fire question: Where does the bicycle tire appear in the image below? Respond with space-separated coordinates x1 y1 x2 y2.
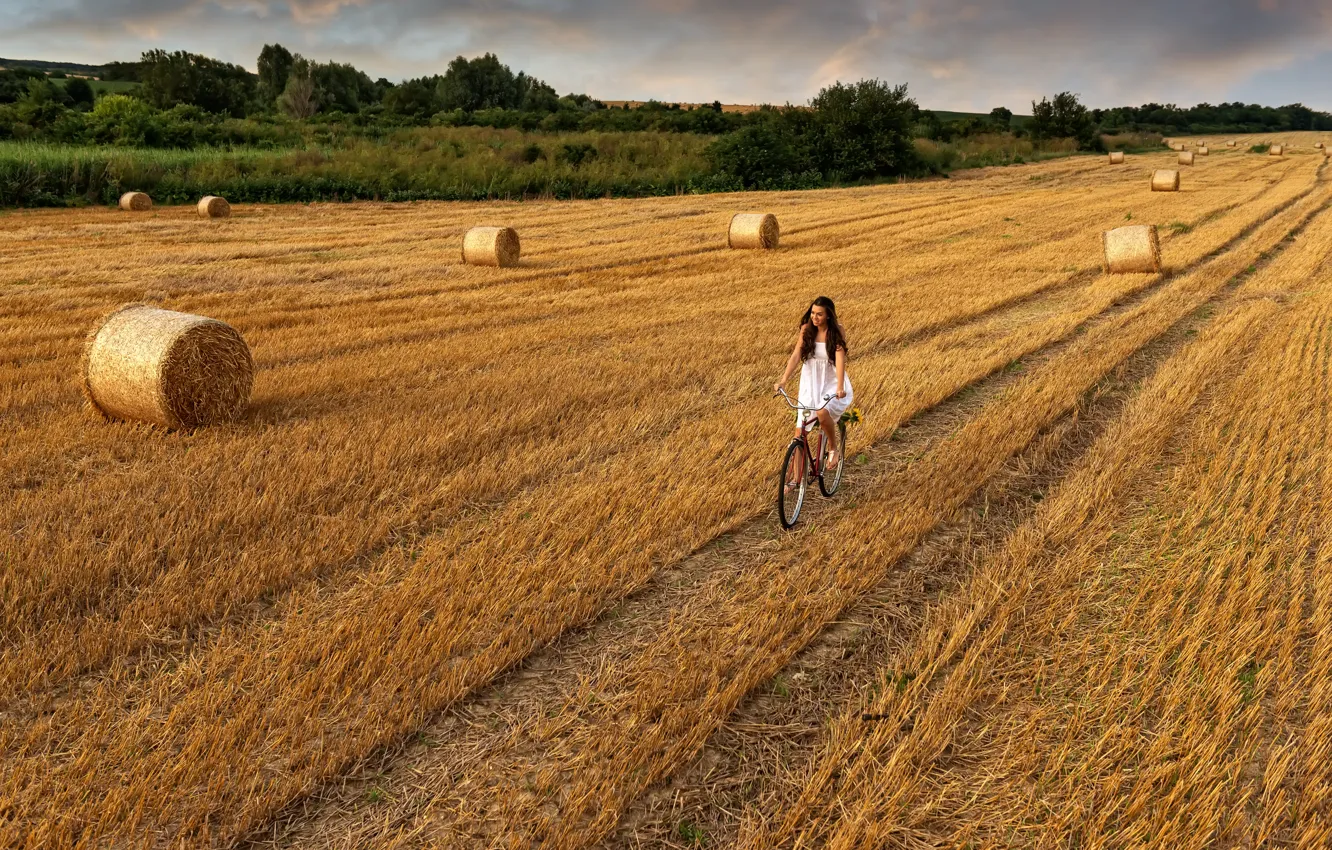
818 422 847 497
778 439 808 528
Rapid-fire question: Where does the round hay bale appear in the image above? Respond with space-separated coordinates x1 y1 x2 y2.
1197 146 1209 156
1151 170 1180 192
1178 151 1195 166
82 304 253 429
728 213 779 249
1270 145 1285 156
1102 224 1161 274
1108 151 1125 164
197 196 231 218
119 192 152 212
1227 140 1236 147
461 226 521 267
1316 142 1325 149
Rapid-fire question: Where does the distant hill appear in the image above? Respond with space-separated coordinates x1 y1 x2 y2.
0 57 105 77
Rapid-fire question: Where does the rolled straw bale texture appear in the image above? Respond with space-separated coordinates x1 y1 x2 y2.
728 213 780 249
1270 145 1285 156
82 304 253 429
1197 146 1209 156
1102 224 1161 274
119 192 152 212
197 196 231 218
1227 140 1236 147
1151 170 1180 192
1317 142 1325 149
1108 151 1125 164
461 226 521 267
1178 151 1195 166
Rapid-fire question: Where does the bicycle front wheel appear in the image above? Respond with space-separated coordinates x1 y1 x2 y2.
818 422 847 497
778 440 808 528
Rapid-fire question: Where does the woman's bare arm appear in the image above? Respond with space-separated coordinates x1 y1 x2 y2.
775 326 806 392
835 346 847 398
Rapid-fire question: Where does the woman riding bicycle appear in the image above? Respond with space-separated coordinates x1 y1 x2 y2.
774 296 853 489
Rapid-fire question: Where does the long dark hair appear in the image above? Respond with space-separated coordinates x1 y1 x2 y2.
799 296 847 363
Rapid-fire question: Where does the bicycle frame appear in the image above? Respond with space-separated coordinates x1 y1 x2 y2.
776 389 835 479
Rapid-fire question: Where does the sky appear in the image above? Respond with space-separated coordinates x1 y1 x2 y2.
3 0 1332 112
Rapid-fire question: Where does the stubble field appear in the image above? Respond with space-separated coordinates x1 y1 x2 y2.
3 131 1332 848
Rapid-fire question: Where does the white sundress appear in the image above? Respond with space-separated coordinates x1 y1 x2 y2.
797 341 853 426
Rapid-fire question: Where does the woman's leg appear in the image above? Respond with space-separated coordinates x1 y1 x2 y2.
817 409 839 467
787 426 806 487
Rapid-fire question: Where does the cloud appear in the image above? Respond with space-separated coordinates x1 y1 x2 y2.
2 0 1331 109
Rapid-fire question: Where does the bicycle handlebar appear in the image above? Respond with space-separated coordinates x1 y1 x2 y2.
773 387 835 413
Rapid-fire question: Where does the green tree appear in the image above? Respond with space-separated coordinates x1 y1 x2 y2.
312 61 379 113
0 68 48 104
436 53 549 112
85 93 157 145
257 43 294 103
988 106 1013 129
278 57 317 119
809 79 920 180
707 110 817 187
15 78 70 129
65 77 95 109
384 77 440 118
1030 91 1097 149
139 50 256 116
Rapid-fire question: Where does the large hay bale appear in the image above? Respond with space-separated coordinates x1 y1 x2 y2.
1270 145 1285 156
119 192 152 212
1227 140 1236 147
1102 224 1161 274
1151 169 1180 192
1108 151 1125 164
1178 151 1195 165
197 196 231 218
728 213 780 249
1197 146 1209 156
461 226 521 267
83 304 253 429
1170 143 1185 152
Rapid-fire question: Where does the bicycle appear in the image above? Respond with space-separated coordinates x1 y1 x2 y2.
774 388 847 529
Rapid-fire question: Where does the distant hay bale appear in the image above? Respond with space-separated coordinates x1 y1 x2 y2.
1170 143 1184 151
1108 151 1125 164
118 192 152 212
728 213 780 249
82 304 253 429
1151 169 1180 192
1270 145 1284 156
1102 224 1161 274
197 196 231 218
1178 151 1195 166
1197 146 1209 156
1316 142 1325 149
461 226 521 267
1227 140 1236 147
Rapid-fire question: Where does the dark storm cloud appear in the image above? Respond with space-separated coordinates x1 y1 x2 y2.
4 0 1332 108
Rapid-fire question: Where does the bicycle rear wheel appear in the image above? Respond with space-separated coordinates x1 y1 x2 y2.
778 440 808 528
818 422 847 497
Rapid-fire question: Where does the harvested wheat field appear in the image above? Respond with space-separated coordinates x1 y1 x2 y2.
3 141 1332 849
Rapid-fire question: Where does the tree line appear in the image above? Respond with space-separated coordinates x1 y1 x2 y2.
2 45 1329 197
